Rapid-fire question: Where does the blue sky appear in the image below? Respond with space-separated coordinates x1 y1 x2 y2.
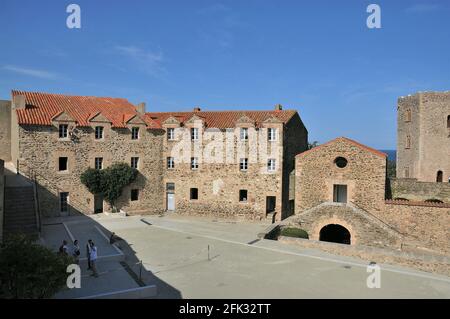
1 1 450 149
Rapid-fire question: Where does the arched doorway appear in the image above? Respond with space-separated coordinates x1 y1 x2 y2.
437 171 443 183
319 224 351 245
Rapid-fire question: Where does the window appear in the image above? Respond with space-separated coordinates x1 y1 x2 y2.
131 127 139 140
58 157 68 171
191 157 199 170
334 157 348 168
95 157 103 170
190 188 198 200
166 183 175 192
239 190 248 202
191 128 199 141
167 157 174 169
240 158 248 171
447 115 450 129
437 171 443 183
405 135 411 149
59 124 68 139
240 128 249 141
167 128 175 140
131 189 139 201
333 185 347 203
268 128 277 141
131 157 139 169
267 159 276 172
95 126 104 140
405 109 412 122
60 192 69 213
404 167 410 178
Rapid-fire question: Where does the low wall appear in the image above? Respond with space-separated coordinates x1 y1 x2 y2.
278 236 450 276
389 178 450 203
378 202 450 255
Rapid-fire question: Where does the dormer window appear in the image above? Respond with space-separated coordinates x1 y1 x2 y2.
191 128 199 141
167 128 175 141
131 127 139 140
95 126 104 140
268 128 277 141
59 124 68 139
240 128 249 141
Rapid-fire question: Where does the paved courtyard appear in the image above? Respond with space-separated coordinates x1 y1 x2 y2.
88 214 450 299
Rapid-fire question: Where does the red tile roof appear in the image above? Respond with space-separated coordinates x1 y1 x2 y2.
296 137 387 158
144 110 298 129
12 90 299 129
12 90 141 128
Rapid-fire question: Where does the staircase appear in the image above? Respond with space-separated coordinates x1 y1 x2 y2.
3 167 39 237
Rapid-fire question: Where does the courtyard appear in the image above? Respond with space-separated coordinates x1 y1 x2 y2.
42 213 450 299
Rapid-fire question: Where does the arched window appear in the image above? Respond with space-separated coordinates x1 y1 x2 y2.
405 109 412 122
406 135 411 149
437 171 443 183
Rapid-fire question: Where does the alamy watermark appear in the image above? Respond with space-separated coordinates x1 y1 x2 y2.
366 263 381 289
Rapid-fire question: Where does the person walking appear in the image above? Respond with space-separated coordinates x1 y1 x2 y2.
90 241 99 278
86 239 93 270
72 239 81 264
59 240 68 256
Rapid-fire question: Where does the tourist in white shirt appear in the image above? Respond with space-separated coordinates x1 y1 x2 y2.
90 242 99 278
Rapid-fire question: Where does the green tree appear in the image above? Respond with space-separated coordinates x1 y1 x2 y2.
307 141 319 150
80 162 138 211
0 234 74 299
387 160 396 179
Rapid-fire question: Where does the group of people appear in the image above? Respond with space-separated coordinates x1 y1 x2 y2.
59 239 99 277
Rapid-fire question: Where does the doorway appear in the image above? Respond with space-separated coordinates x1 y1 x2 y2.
94 194 103 214
437 171 443 183
266 196 276 215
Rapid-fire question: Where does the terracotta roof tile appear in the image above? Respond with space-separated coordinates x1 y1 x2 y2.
12 90 140 128
144 110 297 129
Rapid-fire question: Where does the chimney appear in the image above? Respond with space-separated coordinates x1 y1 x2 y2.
136 102 146 114
12 94 26 109
193 106 201 112
274 104 283 111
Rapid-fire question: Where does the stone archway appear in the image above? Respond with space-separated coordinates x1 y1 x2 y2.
319 224 351 245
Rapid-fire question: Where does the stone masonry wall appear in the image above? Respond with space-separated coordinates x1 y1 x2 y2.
417 92 450 182
397 94 420 179
295 138 387 214
397 92 450 182
377 202 450 255
389 178 450 203
162 124 285 221
17 124 165 217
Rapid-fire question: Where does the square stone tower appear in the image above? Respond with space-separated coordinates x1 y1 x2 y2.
397 92 450 182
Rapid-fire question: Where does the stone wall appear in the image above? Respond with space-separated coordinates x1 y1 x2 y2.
159 113 307 221
0 159 4 243
281 202 403 249
0 101 11 161
389 178 450 203
162 124 285 221
376 202 450 255
397 94 420 179
17 124 165 217
397 92 450 182
295 138 387 214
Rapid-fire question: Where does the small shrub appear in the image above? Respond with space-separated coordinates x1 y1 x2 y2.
0 234 74 299
280 227 309 239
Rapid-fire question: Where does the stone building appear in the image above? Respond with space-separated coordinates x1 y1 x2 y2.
0 90 308 222
397 92 450 183
290 136 449 254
